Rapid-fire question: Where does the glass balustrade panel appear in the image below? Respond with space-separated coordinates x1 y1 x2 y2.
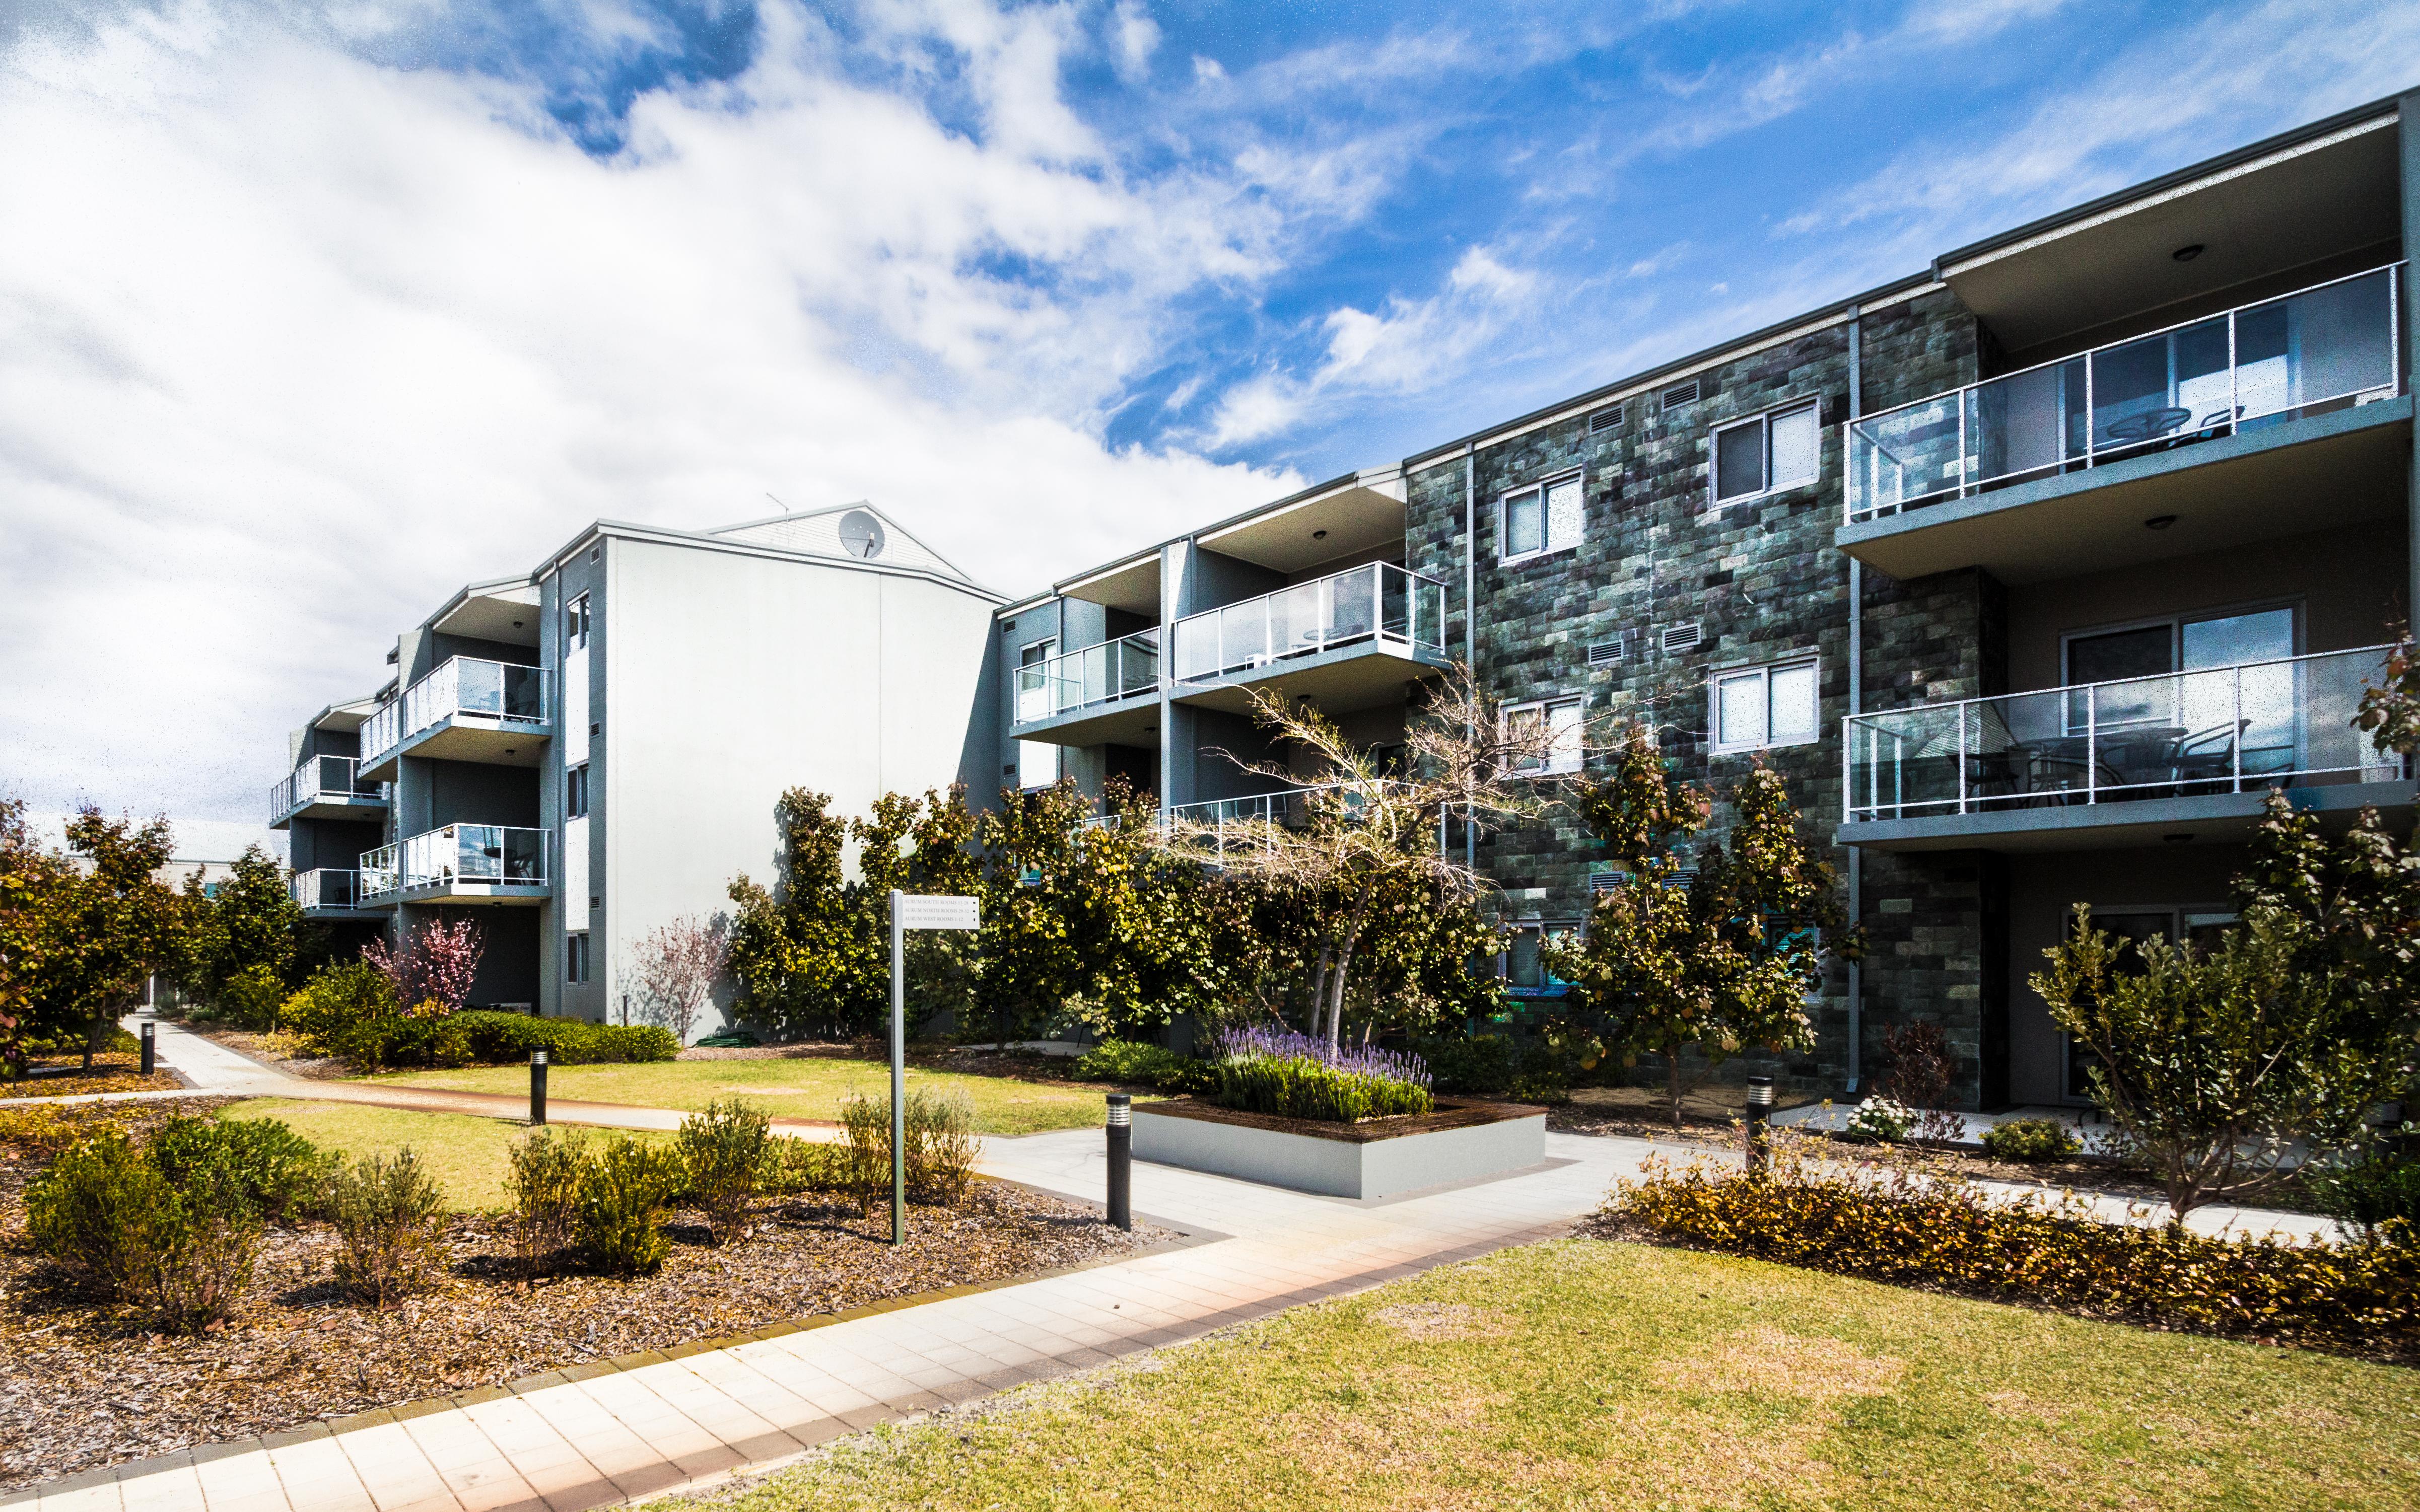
1847 393 1962 516
1218 597 1268 668
1329 565 1376 643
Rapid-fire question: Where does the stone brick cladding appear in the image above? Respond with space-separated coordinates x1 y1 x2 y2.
1404 284 2017 1105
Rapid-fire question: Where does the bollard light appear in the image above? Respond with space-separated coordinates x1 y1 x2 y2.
140 1021 156 1078
1745 1075 1773 1177
530 1048 549 1127
1105 1093 1132 1232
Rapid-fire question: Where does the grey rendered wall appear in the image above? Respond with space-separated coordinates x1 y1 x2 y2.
601 540 999 1039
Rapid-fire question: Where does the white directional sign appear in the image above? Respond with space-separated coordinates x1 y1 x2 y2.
893 893 980 931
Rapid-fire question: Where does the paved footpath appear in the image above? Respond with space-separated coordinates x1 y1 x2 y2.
9 1019 2341 1511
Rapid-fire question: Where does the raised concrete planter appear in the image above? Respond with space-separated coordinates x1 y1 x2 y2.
1132 1098 1548 1200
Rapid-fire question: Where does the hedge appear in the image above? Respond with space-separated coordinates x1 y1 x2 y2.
1619 1152 2419 1362
427 1012 679 1066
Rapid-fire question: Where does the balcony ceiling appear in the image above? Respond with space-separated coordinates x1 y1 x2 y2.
1060 554 1160 617
1940 114 2400 356
1173 642 1437 719
1198 477 1406 574
1838 398 2410 584
434 584 543 646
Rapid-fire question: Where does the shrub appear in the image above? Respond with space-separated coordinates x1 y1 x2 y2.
214 963 289 1031
442 1012 680 1066
1412 1034 1517 1095
26 1131 259 1333
677 1098 774 1245
325 1150 446 1306
1070 1040 1186 1087
766 1136 849 1196
506 1129 588 1276
834 1090 985 1213
26 1131 174 1299
0 1103 80 1155
1211 1028 1432 1122
1844 1097 1913 1143
282 976 681 1070
281 962 401 1066
153 1116 329 1220
1619 1147 2420 1360
142 1163 261 1335
907 1089 980 1205
578 1137 683 1274
2310 1149 2420 1242
1981 1117 2082 1163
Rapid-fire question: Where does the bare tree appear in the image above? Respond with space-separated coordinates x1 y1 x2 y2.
1154 664 1570 1049
628 914 729 1043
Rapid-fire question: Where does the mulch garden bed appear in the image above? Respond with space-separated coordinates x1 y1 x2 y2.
0 1098 1168 1493
2 1050 184 1100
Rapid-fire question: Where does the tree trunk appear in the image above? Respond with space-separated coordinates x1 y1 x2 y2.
85 1004 108 1073
1326 878 1377 1050
1307 949 1333 1039
1667 1050 1685 1128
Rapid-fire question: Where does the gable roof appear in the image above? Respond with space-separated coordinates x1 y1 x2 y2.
708 501 980 586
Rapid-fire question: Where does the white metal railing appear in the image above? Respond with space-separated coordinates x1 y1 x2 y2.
360 657 549 765
359 825 549 900
1160 779 1447 855
1846 263 2406 522
1171 562 1447 683
1016 629 1160 726
288 868 370 910
268 755 389 822
1844 645 2405 822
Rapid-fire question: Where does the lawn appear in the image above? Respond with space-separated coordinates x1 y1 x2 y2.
668 1239 2420 1512
350 1055 1128 1135
215 1098 672 1209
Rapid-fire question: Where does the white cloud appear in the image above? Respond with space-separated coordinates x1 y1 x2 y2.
1111 0 1157 84
0 1 1312 824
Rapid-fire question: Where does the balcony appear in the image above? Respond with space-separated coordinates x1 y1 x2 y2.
268 755 390 828
1170 562 1448 717
1013 630 1161 747
359 658 549 779
1162 780 1442 855
360 825 550 904
288 868 382 915
1840 265 2409 582
1841 645 2411 852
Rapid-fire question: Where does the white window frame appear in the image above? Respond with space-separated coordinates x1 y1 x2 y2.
565 761 590 818
566 931 591 985
1709 656 1821 756
565 593 591 651
1504 696 1584 775
1497 468 1585 564
1709 398 1821 507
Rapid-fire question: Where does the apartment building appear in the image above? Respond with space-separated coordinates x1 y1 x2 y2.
1005 90 2420 1110
269 505 1003 1022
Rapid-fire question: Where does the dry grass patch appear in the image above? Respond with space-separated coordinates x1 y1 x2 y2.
1368 1302 1513 1341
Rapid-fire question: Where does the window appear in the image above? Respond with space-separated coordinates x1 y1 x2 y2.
1710 400 1820 504
1506 697 1584 774
1710 658 1820 754
1501 921 1580 994
1017 739 1061 790
1500 472 1584 561
566 931 591 985
2061 604 2299 769
565 593 591 650
1016 638 1056 724
565 762 590 818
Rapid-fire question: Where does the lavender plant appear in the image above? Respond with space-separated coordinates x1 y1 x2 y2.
1211 1026 1433 1122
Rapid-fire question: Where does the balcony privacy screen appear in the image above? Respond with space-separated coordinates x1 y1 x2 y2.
1846 265 2405 521
1844 645 2405 821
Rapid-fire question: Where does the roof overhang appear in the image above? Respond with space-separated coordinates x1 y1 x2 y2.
310 695 381 734
1060 553 1161 616
1197 468 1408 573
432 581 542 646
1940 109 2401 355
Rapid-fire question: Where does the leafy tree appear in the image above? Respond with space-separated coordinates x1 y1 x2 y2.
2032 902 2410 1223
25 809 184 1070
176 844 305 1023
1542 736 1849 1125
362 917 483 1015
727 788 864 1036
1156 665 1557 1048
973 777 1139 1048
0 797 72 1079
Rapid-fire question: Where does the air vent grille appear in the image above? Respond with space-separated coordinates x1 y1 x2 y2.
1588 403 1624 434
1585 634 1630 666
1588 868 1627 895
1000 620 1016 635
1661 380 1701 409
1661 622 1703 655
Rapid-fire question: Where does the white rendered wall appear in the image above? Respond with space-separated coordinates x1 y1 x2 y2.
600 539 996 1038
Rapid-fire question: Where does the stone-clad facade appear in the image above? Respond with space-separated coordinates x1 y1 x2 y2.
1001 93 2419 1111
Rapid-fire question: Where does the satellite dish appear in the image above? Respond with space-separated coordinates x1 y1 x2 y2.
838 509 886 559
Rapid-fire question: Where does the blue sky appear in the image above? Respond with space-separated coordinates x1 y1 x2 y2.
0 0 2414 828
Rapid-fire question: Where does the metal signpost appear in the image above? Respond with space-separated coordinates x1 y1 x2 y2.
889 890 981 1244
